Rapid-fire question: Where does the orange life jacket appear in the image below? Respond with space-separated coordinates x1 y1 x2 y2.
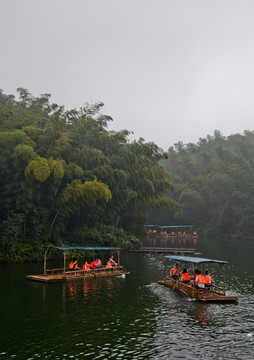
90 262 94 269
204 275 212 285
183 273 190 281
197 274 205 284
172 266 178 275
69 261 74 269
82 263 90 270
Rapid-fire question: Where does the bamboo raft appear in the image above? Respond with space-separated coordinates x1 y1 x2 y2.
158 255 238 303
26 266 129 283
26 245 129 283
129 247 196 254
158 277 238 302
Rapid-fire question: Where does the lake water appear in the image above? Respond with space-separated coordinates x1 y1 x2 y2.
0 238 254 359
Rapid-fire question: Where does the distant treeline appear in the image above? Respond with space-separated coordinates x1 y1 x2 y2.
0 88 176 262
148 130 254 238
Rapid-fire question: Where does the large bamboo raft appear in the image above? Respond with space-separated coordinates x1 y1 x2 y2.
26 266 129 283
158 277 238 302
26 246 129 283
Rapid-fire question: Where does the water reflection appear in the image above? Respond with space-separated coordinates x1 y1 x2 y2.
1 242 254 359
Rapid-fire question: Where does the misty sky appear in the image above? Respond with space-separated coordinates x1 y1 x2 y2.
1 0 254 151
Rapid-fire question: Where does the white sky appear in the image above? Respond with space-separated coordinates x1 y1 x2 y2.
1 0 254 151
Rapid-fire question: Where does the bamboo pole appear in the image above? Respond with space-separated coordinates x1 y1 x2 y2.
44 247 48 275
63 251 67 273
117 250 120 266
222 264 226 295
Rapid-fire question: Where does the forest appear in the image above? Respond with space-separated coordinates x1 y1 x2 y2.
1 88 254 262
0 88 176 262
153 129 254 238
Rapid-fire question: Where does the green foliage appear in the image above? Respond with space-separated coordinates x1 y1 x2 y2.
160 130 254 235
0 88 174 262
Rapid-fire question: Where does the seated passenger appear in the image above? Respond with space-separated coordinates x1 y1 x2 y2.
106 261 113 271
109 255 117 266
180 268 190 283
170 263 181 279
194 269 199 280
195 270 205 289
204 270 212 288
96 258 102 268
69 259 74 271
82 261 90 271
72 259 80 271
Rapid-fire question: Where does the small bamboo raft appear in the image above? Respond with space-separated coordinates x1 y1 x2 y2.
158 277 238 302
158 255 238 303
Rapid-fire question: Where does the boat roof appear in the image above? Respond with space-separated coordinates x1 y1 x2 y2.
164 255 227 264
53 246 121 251
159 225 193 229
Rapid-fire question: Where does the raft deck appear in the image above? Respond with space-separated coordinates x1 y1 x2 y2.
158 277 238 302
129 247 196 254
26 266 129 283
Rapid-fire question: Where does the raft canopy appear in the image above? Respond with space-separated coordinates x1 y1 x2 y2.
164 255 227 265
159 225 193 229
52 246 121 251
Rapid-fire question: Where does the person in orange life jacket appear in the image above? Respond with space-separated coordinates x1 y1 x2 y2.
195 270 205 289
82 261 90 271
180 268 190 283
69 258 79 271
204 270 212 288
96 258 102 268
109 255 117 266
170 263 181 279
69 259 74 270
73 259 80 271
90 261 94 269
106 260 113 271
194 269 199 280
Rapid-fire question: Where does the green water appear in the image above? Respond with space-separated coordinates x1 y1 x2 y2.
0 239 254 359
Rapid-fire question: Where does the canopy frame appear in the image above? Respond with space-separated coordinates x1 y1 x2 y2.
43 246 121 275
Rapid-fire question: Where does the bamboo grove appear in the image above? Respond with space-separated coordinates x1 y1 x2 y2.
0 88 175 262
159 130 254 238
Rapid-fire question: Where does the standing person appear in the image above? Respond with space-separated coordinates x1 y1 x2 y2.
204 270 212 288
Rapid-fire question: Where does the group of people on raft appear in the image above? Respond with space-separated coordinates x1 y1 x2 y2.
69 255 117 272
170 263 213 289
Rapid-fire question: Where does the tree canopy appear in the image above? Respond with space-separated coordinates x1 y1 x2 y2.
157 130 254 237
0 88 174 262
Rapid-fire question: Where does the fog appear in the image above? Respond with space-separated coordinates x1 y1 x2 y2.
1 0 254 150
